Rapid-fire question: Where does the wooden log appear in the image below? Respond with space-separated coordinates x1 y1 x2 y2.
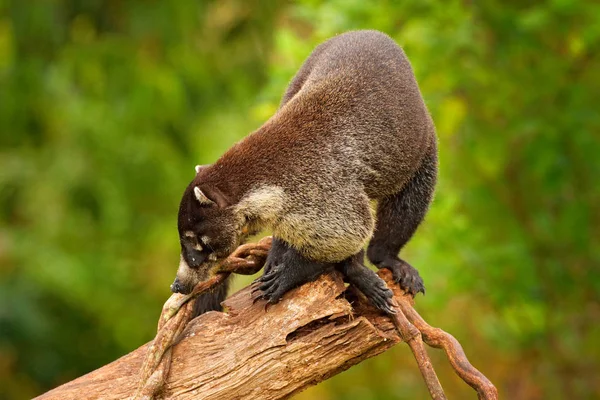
36 271 401 400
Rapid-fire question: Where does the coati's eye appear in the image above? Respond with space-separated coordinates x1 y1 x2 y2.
183 231 204 252
181 231 218 265
200 235 211 248
198 237 218 261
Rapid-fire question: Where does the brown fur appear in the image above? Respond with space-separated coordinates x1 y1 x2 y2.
173 30 437 306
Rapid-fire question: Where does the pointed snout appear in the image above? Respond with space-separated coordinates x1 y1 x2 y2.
170 277 192 294
170 278 181 293
171 254 196 294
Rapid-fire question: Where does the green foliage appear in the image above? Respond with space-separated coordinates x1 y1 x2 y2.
1 1 599 399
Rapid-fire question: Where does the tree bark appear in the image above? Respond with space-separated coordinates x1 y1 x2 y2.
36 272 403 400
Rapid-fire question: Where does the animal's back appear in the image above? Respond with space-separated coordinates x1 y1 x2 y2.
204 30 435 202
277 30 436 198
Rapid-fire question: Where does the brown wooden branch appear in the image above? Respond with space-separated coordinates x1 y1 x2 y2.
382 273 446 400
135 236 273 399
398 300 498 399
35 237 497 400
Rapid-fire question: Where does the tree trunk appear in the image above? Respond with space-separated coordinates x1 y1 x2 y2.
36 272 402 400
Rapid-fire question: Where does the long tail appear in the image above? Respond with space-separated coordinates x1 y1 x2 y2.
192 275 231 318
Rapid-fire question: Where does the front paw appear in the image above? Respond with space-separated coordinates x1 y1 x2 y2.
253 264 293 304
262 238 288 275
384 259 425 296
252 239 329 305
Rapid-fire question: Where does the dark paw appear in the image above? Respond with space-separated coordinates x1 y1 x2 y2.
359 277 396 314
385 259 425 296
252 265 294 304
338 253 397 315
252 239 330 306
262 238 288 275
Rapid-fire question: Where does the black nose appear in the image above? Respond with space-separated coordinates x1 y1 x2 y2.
171 278 183 294
171 278 193 294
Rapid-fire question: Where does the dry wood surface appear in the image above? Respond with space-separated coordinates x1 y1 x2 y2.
36 272 402 400
35 237 497 400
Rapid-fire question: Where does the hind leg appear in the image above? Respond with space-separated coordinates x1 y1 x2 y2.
367 146 437 296
337 250 395 314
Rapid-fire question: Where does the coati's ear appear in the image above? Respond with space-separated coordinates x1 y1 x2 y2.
195 165 207 174
194 187 215 205
194 185 230 208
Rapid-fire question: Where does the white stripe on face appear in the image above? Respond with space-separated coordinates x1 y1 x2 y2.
177 253 193 281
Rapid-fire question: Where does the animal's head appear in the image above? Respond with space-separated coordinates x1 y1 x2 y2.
170 165 242 295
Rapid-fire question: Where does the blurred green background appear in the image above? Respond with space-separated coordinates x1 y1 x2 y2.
1 1 599 399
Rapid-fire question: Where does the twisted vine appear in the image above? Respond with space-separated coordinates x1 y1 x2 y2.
134 237 272 399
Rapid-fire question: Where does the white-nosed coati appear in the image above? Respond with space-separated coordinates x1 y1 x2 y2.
171 30 437 316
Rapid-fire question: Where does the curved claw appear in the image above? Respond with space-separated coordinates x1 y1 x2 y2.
263 301 276 312
267 285 288 304
257 270 278 285
358 277 396 315
251 283 268 304
379 300 397 315
252 265 285 305
252 294 267 304
376 288 396 315
261 281 279 297
388 260 425 298
251 284 263 295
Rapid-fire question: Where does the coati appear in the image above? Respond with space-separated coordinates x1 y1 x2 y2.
171 30 437 316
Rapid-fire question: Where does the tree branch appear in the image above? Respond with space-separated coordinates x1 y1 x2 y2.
35 238 497 400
